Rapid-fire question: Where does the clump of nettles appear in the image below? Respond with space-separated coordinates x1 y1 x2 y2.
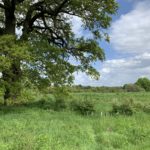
44 87 96 115
53 88 96 115
110 98 150 116
71 97 96 115
111 103 133 116
143 104 150 114
53 87 70 111
110 99 135 116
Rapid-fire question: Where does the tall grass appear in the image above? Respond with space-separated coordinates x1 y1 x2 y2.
0 92 149 150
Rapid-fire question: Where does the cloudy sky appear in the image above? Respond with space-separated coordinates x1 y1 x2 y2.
74 0 150 86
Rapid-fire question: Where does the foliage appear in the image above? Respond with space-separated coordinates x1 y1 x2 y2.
110 97 150 115
123 84 145 92
135 77 150 91
18 88 41 103
53 87 70 111
0 35 30 71
67 85 125 93
110 101 134 116
0 35 30 101
143 104 150 114
0 88 4 103
71 98 95 115
54 98 67 111
53 87 70 100
111 103 133 116
0 0 118 101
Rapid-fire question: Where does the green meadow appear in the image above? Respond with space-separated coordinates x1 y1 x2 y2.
0 92 150 150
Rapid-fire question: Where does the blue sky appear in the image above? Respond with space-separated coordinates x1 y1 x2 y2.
104 0 133 60
74 0 150 86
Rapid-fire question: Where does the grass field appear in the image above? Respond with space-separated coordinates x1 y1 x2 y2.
0 92 150 150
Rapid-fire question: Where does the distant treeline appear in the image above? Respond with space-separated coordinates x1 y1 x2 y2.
69 85 125 93
68 77 150 93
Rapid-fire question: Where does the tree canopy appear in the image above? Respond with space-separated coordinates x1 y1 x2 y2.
0 0 118 104
135 77 150 92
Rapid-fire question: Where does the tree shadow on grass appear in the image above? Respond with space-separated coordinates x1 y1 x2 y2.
0 100 56 115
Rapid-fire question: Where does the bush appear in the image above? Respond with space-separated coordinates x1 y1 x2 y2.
54 98 67 111
143 104 150 114
110 102 133 116
126 99 150 114
19 88 40 102
37 98 47 106
0 88 4 104
53 87 70 111
111 98 150 115
123 84 145 92
71 99 95 115
133 102 144 111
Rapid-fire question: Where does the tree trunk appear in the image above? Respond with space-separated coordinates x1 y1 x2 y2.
4 0 16 35
2 0 21 105
4 87 10 106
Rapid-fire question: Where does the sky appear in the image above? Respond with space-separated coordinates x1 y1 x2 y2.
74 0 150 87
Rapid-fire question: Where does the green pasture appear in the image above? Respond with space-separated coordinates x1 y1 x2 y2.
0 92 149 150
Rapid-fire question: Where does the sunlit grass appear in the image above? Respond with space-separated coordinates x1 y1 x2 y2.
0 92 149 150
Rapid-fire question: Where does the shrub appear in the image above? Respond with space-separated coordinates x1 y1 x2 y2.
110 98 150 115
0 88 4 104
71 99 95 115
53 87 70 99
13 87 42 104
35 96 55 110
143 104 150 114
123 84 145 92
53 87 70 111
110 102 133 116
133 102 144 111
38 98 47 106
54 98 67 111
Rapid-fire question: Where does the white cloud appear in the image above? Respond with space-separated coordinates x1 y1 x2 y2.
74 0 150 86
111 0 150 54
99 53 150 86
71 16 93 38
71 16 83 37
74 52 150 86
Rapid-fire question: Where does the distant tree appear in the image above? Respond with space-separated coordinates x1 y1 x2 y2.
123 84 145 92
135 78 150 92
0 0 118 105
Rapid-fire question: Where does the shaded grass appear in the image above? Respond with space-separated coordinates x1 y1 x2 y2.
0 92 149 150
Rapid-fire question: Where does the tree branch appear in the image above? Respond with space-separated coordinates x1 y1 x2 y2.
21 0 72 41
0 2 6 9
0 27 4 35
54 0 70 16
15 0 24 4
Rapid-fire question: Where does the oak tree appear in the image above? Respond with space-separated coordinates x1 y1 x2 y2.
0 0 118 105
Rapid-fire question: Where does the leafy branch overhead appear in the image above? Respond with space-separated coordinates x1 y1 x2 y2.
0 0 118 102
